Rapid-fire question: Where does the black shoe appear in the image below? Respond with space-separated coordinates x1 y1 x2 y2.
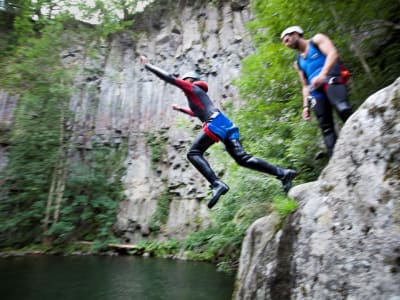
207 180 229 209
279 169 297 193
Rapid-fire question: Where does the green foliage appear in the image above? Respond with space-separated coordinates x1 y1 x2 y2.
0 20 74 246
235 0 400 182
53 144 127 244
184 223 244 272
74 0 137 37
248 0 400 102
183 0 400 272
149 186 171 232
63 241 93 254
272 195 297 217
0 13 127 248
91 238 119 252
134 239 181 257
146 129 169 170
183 162 279 272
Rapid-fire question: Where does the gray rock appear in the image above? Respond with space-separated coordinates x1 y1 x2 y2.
235 78 400 299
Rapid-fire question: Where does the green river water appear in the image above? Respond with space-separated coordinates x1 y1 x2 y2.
0 255 235 300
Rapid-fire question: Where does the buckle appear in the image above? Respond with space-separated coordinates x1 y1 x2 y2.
209 111 220 119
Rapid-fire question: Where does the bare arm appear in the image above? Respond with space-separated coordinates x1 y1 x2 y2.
294 61 311 120
311 33 339 87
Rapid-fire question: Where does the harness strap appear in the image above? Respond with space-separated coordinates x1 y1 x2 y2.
203 123 220 142
323 77 346 93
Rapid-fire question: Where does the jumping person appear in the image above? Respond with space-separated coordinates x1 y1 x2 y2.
140 55 296 208
281 26 353 157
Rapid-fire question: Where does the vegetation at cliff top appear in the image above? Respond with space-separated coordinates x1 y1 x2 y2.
0 0 399 272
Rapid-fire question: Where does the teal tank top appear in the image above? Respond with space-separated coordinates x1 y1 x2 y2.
298 40 326 84
297 39 340 97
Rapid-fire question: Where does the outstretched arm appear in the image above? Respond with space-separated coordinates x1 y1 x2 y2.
140 55 177 85
172 104 195 117
140 56 193 93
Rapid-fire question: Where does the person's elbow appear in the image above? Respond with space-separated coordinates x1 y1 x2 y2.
330 50 339 62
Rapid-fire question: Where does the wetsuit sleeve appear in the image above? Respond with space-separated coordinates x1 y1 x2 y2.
144 63 176 84
144 63 193 92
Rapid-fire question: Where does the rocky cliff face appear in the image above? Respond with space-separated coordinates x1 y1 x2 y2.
0 0 254 242
235 78 400 299
111 0 254 242
0 90 17 172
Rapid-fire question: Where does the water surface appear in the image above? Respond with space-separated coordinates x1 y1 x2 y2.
0 255 235 300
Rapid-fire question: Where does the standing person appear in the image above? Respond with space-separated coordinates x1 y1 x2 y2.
140 55 296 209
281 26 353 157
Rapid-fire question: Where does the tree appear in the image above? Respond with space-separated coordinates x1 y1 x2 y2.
0 20 74 246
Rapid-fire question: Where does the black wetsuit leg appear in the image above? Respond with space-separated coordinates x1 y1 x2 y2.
313 97 337 157
224 139 280 176
326 82 353 122
187 131 218 185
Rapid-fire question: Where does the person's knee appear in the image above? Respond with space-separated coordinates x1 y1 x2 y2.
326 82 347 101
237 155 259 167
231 148 252 166
226 140 249 165
234 155 248 166
187 149 201 162
326 84 352 121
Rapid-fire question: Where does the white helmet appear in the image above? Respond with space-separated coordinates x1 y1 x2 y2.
182 71 200 81
280 26 304 40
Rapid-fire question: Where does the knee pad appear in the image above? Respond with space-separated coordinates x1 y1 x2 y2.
232 147 252 166
187 149 201 162
326 83 352 121
326 82 348 102
225 139 278 174
226 139 251 166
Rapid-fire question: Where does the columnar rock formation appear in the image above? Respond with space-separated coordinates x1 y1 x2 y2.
0 90 17 172
112 0 254 242
0 0 254 242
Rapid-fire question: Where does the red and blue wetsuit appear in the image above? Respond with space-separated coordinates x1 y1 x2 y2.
143 63 289 191
144 63 239 142
144 65 218 122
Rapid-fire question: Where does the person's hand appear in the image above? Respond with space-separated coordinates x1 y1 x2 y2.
311 73 326 89
140 55 148 64
172 104 180 111
302 107 311 120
